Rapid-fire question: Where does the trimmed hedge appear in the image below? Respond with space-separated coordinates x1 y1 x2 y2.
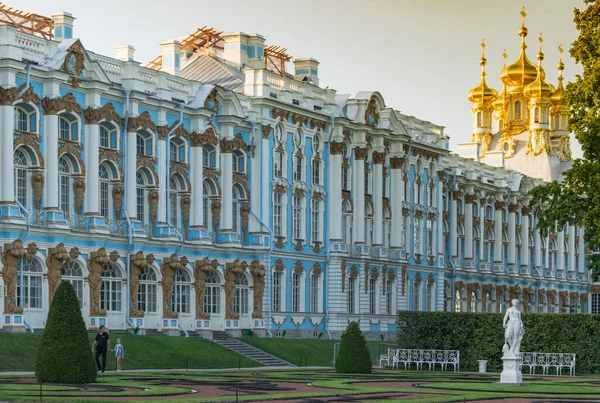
35 281 97 383
335 321 372 374
397 311 600 374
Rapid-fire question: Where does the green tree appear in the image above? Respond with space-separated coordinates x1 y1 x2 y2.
529 0 600 279
35 281 97 383
335 321 372 374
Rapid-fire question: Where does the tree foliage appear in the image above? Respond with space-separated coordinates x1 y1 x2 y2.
529 0 600 279
35 281 97 383
335 321 372 374
397 311 600 374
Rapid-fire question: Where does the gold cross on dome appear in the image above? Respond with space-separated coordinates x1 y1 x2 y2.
521 6 527 24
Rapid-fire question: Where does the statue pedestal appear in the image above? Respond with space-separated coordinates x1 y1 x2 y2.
3 314 27 332
161 318 181 336
500 354 522 384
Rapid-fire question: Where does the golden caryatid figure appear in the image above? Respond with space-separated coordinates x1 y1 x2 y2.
466 6 571 162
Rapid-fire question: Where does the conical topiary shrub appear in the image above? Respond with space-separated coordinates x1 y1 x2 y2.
335 321 372 374
35 281 97 383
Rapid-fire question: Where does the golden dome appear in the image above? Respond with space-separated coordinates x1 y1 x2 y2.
500 7 538 90
467 39 498 104
524 34 555 99
492 50 510 113
550 44 566 105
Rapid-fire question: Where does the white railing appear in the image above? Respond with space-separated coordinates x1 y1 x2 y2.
266 73 285 90
312 88 325 102
166 76 189 94
92 54 124 80
290 82 303 94
14 32 47 64
138 69 158 86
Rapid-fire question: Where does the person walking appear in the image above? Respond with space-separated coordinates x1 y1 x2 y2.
92 325 110 373
113 338 124 372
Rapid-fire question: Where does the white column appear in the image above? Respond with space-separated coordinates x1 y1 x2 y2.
158 137 167 223
508 204 516 266
479 201 485 262
220 140 233 231
568 224 576 274
558 227 565 273
578 226 585 275
84 113 100 215
436 175 444 259
372 152 384 246
390 158 403 248
534 228 542 268
521 209 530 268
126 131 137 219
0 105 14 203
43 111 59 209
261 127 270 228
329 143 343 241
190 137 204 227
450 193 458 257
465 195 474 260
249 128 261 233
544 235 550 273
352 147 367 244
494 203 503 263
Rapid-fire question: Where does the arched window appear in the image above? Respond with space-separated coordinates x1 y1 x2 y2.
232 184 245 238
386 277 395 315
294 153 304 183
17 257 43 309
14 103 36 133
203 145 216 168
232 150 245 173
170 138 186 163
100 263 122 312
311 159 321 186
502 207 508 223
58 113 78 141
484 229 494 263
473 201 480 217
173 269 191 314
136 130 153 156
234 275 249 315
136 169 153 224
273 149 285 178
311 199 322 243
58 155 76 215
169 174 187 228
203 179 217 232
457 197 464 215
292 271 303 313
485 205 494 220
369 276 378 314
514 100 522 119
412 276 422 311
204 272 221 315
14 148 33 209
414 178 422 205
99 122 118 149
61 260 84 308
99 162 119 219
272 270 283 312
342 200 352 245
138 267 157 313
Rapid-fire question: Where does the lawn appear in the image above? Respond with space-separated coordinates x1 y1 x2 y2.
0 333 261 372
238 337 338 367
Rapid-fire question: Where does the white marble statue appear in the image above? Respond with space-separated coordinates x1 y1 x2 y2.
502 299 524 357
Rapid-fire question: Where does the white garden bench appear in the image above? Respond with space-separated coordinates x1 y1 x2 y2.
520 352 576 376
380 348 460 372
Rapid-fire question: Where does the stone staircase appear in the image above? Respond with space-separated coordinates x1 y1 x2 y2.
213 335 294 367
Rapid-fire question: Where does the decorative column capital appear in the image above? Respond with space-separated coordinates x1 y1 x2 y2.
495 201 506 210
372 151 386 164
465 194 477 204
508 203 518 213
83 108 103 125
0 87 19 106
521 207 530 215
354 147 368 160
330 142 345 155
157 125 169 141
220 139 235 154
41 98 62 115
262 125 272 139
390 157 405 169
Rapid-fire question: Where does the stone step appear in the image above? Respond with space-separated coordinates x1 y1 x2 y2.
212 338 294 368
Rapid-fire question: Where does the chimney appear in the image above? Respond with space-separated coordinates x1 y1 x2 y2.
114 45 135 62
246 34 265 69
294 58 319 86
160 40 181 76
222 32 249 67
52 12 75 41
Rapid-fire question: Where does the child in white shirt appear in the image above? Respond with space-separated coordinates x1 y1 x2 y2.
113 338 124 372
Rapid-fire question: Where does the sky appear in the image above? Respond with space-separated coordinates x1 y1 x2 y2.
19 0 586 158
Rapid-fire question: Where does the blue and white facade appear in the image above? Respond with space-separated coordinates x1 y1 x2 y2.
0 9 590 338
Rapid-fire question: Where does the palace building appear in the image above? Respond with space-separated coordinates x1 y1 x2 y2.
0 5 590 338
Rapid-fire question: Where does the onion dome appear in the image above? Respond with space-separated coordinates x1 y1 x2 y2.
500 7 538 89
524 34 555 100
492 50 510 113
550 44 566 105
467 39 498 104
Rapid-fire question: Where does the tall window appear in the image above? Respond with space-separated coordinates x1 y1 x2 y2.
293 196 303 240
311 199 321 242
426 220 434 255
514 100 522 119
412 278 422 311
17 258 43 309
272 271 282 312
273 192 284 237
234 275 249 315
310 274 319 313
204 272 221 315
342 201 352 245
347 277 356 314
292 272 302 312
382 173 388 198
99 122 118 149
383 208 391 249
364 170 370 195
169 174 186 228
294 154 303 182
386 278 394 315
369 278 377 314
342 164 350 190
484 229 494 263
136 130 153 156
232 150 245 173
61 260 83 308
203 145 216 168
311 159 321 185
14 148 29 208
172 269 191 314
100 263 122 312
232 184 244 238
170 138 186 163
203 180 217 231
15 104 36 132
58 113 78 141
138 267 157 313
426 282 434 311
99 164 111 219
136 169 153 223
273 151 284 178
58 156 74 214
365 204 373 246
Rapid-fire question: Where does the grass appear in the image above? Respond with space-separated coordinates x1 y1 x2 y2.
0 333 261 372
238 337 338 366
